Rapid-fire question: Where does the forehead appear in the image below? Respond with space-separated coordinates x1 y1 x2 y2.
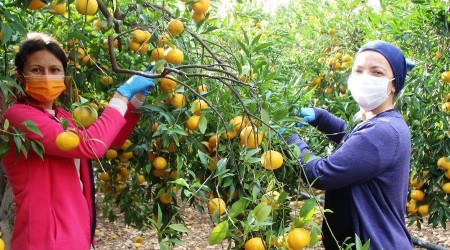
25 50 63 67
353 50 392 70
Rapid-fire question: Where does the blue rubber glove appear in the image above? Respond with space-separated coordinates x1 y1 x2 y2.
117 67 155 100
295 108 316 127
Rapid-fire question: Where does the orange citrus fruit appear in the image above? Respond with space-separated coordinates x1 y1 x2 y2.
441 71 450 84
342 54 353 62
159 190 173 204
244 237 265 250
72 105 98 128
328 28 337 35
128 40 140 52
157 33 171 47
105 149 118 160
229 115 248 132
208 155 221 170
410 189 425 201
239 126 264 148
27 0 46 10
197 84 208 93
101 75 113 86
160 77 177 93
151 48 165 61
55 131 80 151
137 174 145 185
406 199 418 215
75 0 98 15
192 0 211 14
131 29 148 43
410 176 425 189
153 156 167 170
167 19 184 36
208 198 226 215
220 130 237 139
208 134 219 150
437 156 450 170
165 48 184 64
287 228 310 250
261 190 280 207
49 2 66 15
120 139 132 151
171 93 186 108
192 12 206 22
186 115 200 131
135 236 144 243
99 172 111 181
418 204 430 217
442 182 450 194
192 99 209 115
118 151 133 163
261 150 283 170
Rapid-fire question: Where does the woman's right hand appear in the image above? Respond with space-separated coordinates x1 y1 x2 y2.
295 108 316 127
116 70 156 100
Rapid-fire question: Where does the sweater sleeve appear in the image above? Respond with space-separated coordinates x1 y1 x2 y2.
309 108 347 144
301 121 399 190
3 104 129 159
109 101 142 148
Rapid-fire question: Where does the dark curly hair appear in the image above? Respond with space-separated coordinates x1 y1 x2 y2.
14 32 68 74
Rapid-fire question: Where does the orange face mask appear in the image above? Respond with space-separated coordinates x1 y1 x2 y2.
24 75 66 103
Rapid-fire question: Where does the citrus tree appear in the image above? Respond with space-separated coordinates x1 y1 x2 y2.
0 0 449 249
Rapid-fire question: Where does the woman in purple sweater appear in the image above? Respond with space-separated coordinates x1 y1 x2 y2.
290 40 413 249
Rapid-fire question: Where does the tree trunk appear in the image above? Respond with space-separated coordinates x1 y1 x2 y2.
0 165 13 250
1 88 13 249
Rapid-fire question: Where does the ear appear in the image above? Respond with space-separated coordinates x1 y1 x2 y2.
14 68 24 84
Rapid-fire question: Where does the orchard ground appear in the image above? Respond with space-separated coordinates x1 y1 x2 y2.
93 195 450 250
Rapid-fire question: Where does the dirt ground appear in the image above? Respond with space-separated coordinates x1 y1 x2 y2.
93 199 450 250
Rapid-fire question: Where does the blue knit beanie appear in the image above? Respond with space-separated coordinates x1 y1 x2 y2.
358 40 407 94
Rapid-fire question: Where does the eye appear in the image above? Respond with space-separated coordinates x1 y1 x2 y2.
50 67 63 74
372 70 384 76
30 68 42 74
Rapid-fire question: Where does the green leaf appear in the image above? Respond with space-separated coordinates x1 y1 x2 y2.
22 121 42 137
169 178 190 189
0 142 9 156
252 202 272 222
208 221 229 245
13 134 23 155
261 108 270 125
59 118 69 131
300 198 317 219
3 119 9 130
198 150 209 166
228 198 249 219
199 114 207 134
169 224 190 233
0 24 13 45
30 141 44 160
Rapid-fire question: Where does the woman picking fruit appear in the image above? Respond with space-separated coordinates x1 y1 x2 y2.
1 32 155 250
288 40 413 249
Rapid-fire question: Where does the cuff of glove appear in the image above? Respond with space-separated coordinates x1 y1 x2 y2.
108 98 128 116
130 96 144 109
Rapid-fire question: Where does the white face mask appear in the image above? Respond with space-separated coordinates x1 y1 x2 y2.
347 74 393 111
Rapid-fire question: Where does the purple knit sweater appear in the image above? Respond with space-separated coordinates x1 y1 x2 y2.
289 108 412 250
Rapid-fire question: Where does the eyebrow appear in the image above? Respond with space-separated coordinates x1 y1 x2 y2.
353 65 387 72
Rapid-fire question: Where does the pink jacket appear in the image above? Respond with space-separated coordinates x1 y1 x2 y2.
1 101 140 250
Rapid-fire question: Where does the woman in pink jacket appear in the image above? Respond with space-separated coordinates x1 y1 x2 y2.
1 32 155 250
